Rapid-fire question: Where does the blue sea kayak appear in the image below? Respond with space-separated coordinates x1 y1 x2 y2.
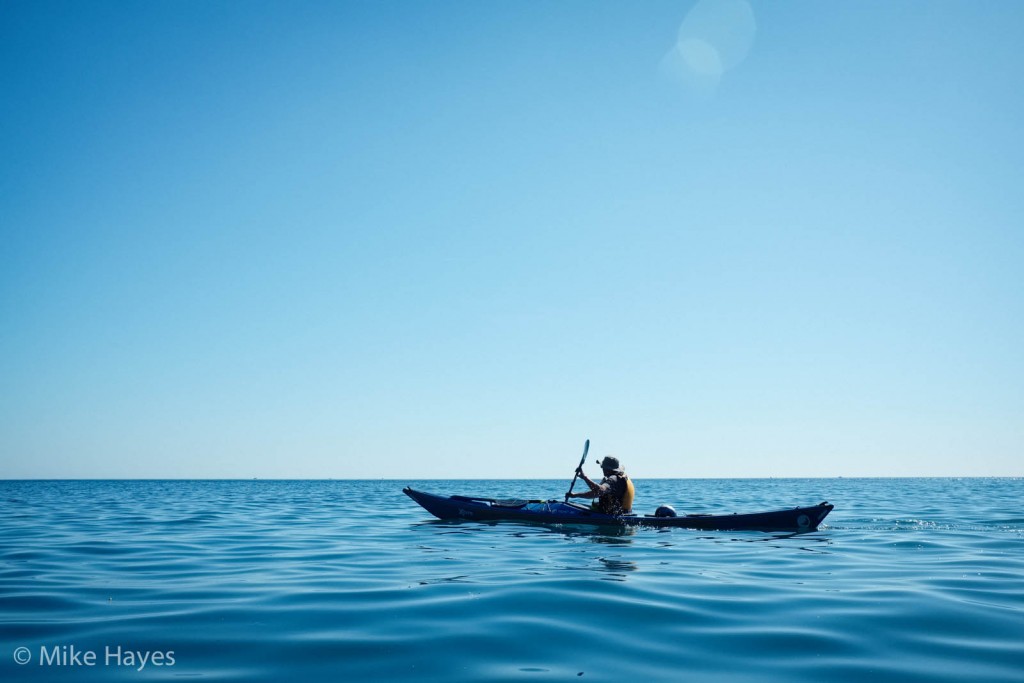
403 487 833 532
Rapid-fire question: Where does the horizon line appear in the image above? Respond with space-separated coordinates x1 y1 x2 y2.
2 475 1020 482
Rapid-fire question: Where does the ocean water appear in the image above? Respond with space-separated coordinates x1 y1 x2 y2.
1 478 1021 682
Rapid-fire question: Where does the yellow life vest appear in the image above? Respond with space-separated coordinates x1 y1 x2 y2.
621 475 635 514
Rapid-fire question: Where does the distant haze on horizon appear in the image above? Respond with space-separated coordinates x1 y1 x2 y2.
2 1 1022 480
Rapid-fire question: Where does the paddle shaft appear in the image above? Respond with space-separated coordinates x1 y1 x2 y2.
564 439 590 502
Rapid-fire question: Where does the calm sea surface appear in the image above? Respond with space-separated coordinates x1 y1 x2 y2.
1 478 1021 682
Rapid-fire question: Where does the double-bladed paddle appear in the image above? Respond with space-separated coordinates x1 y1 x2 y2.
564 439 590 502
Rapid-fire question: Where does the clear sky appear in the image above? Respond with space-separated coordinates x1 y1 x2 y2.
2 1 1021 479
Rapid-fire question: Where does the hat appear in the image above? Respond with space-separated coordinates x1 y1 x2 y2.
596 456 623 473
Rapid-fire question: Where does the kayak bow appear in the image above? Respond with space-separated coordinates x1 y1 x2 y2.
403 487 833 532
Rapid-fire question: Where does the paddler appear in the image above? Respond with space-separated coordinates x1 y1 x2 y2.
566 456 634 515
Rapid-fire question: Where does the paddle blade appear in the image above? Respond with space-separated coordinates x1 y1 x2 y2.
565 439 590 502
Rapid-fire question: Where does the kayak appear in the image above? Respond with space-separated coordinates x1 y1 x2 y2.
403 487 833 532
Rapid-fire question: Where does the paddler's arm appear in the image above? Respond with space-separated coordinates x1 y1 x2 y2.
567 471 607 499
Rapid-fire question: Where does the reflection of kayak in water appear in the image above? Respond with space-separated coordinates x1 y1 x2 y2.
403 487 834 532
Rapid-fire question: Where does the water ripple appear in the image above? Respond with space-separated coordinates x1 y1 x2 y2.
1 479 1022 682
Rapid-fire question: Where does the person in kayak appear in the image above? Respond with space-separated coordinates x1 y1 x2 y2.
566 456 635 515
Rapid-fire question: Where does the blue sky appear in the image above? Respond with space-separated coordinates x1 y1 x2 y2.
2 1 1021 479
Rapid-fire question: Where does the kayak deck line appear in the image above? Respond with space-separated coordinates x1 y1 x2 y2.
404 487 834 532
